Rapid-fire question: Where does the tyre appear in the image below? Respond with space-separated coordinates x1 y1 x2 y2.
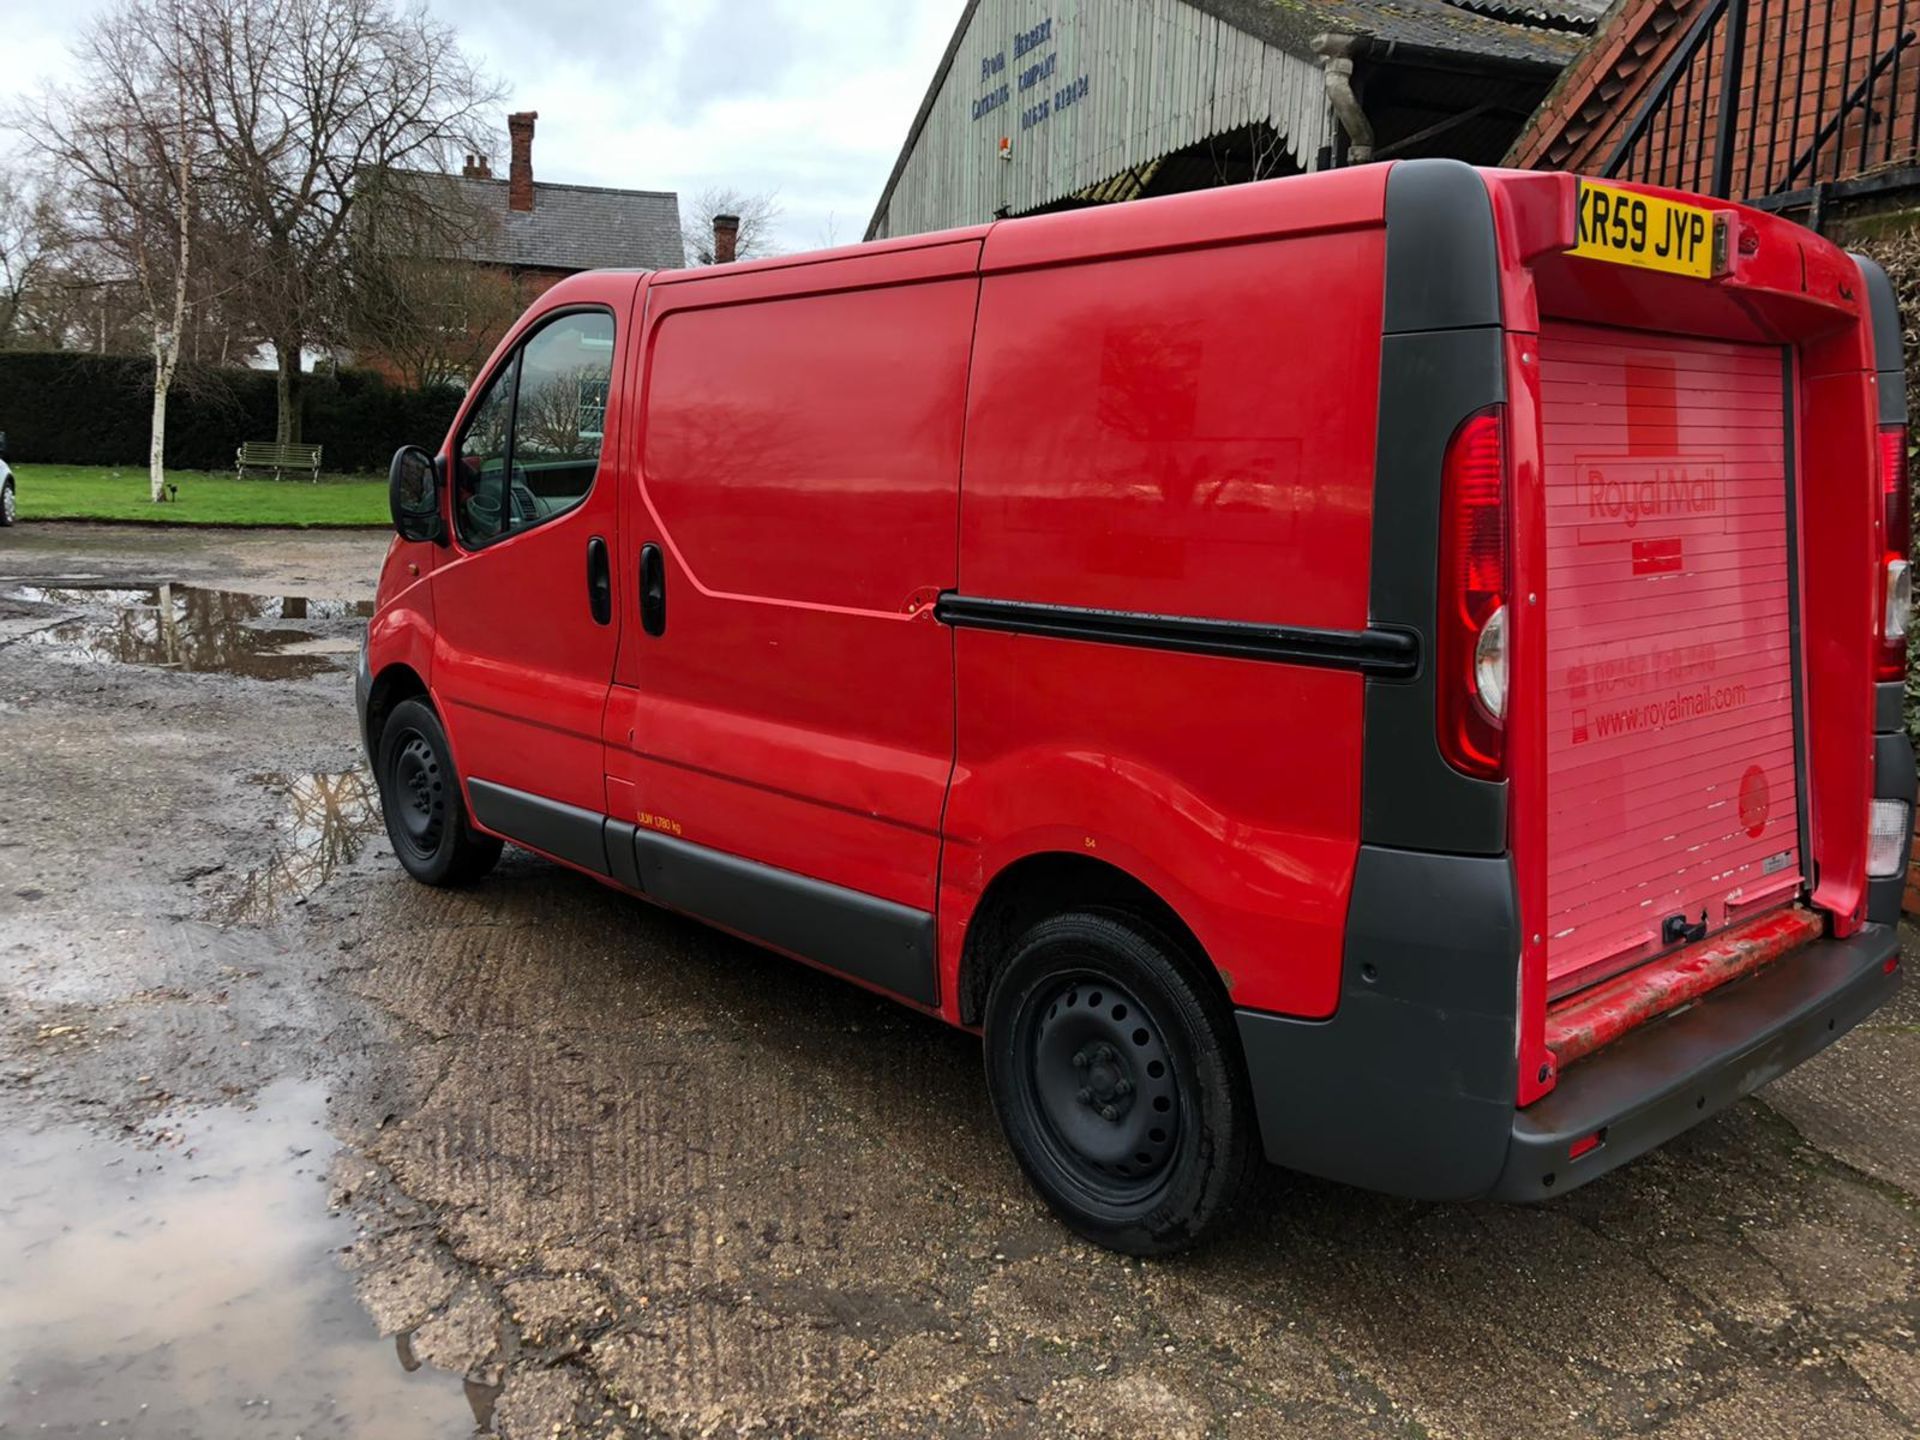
0 481 15 527
375 698 502 886
983 909 1254 1256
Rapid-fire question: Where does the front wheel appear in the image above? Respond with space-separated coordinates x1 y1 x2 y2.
983 910 1254 1256
0 482 15 526
375 698 502 886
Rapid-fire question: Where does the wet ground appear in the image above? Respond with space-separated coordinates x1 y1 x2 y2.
3 1080 476 1437
4 522 1920 1438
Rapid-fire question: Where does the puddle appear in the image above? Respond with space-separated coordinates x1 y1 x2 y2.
218 770 385 922
11 583 372 680
0 1080 477 1437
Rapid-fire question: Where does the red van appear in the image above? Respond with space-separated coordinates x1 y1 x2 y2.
360 160 1914 1255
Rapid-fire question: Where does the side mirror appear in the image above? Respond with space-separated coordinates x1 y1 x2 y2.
388 446 443 544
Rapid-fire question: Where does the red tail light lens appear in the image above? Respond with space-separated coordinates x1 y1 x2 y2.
1437 407 1511 780
1878 424 1912 683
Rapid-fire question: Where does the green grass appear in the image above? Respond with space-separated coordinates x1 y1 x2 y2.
13 464 389 527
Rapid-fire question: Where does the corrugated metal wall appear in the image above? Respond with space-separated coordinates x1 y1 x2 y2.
871 0 1333 239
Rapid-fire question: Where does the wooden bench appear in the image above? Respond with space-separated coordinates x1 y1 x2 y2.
236 441 322 482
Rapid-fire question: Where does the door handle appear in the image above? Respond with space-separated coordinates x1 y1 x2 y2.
586 536 611 625
1662 910 1708 947
639 542 666 636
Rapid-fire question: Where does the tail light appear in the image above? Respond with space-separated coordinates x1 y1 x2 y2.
1437 407 1511 780
1868 798 1911 878
1877 424 1911 682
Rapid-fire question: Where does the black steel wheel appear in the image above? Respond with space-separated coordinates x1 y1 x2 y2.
376 698 502 886
1023 973 1183 1203
984 910 1253 1255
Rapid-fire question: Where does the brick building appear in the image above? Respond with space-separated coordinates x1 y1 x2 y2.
1506 0 1919 230
358 112 685 387
448 112 685 297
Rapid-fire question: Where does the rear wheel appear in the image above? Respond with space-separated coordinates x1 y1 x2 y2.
983 910 1253 1256
0 481 15 526
376 698 502 886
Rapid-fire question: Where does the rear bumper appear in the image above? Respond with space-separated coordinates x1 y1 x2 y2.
1869 681 1915 927
1234 843 1901 1201
1488 922 1900 1199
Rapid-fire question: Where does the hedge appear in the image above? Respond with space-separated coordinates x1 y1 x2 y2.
0 351 463 473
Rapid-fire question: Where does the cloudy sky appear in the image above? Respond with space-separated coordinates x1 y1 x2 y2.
0 0 960 254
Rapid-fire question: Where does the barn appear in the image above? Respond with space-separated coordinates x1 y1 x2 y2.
866 0 1603 241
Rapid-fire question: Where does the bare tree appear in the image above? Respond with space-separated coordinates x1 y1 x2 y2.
349 253 520 388
19 0 212 501
347 176 518 388
14 245 155 355
513 361 604 457
184 0 500 441
0 169 67 349
680 186 782 266
810 212 845 252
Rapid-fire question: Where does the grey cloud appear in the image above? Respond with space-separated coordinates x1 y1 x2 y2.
665 4 803 111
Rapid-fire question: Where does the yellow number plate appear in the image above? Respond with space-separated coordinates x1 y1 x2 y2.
1569 181 1724 280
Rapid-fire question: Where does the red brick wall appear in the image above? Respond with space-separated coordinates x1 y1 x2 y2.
354 264 577 388
1509 0 1920 199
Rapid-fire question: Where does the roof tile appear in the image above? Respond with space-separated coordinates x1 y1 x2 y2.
435 175 684 272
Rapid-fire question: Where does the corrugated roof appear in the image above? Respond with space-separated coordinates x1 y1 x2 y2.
432 175 684 272
1440 0 1610 28
1182 0 1588 65
1293 0 1588 66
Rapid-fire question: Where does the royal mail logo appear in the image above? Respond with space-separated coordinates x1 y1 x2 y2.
1586 463 1719 526
1574 455 1727 547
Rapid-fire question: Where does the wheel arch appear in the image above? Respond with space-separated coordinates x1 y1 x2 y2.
364 660 430 757
955 850 1223 1027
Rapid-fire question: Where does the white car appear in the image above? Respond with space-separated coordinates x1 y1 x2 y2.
0 433 13 526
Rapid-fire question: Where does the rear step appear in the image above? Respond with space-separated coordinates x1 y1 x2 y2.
1546 905 1824 1069
1494 920 1898 1201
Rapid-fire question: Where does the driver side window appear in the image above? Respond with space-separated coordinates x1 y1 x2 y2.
453 309 616 549
456 355 516 547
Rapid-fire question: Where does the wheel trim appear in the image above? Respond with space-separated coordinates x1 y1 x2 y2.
1020 971 1183 1205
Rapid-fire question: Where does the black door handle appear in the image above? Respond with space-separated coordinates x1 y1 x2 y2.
1662 910 1708 947
586 536 611 625
639 542 666 636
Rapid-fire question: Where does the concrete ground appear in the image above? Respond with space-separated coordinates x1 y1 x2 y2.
3 522 1919 1439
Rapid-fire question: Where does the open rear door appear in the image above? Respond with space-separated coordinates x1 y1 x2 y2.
1540 322 1802 995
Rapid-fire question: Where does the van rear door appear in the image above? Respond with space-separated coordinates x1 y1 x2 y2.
1539 325 1803 993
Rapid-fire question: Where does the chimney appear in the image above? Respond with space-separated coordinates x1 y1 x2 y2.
712 213 740 265
461 153 492 180
507 111 538 212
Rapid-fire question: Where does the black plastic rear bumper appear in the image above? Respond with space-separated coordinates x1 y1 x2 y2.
1235 843 1901 1202
1869 681 1916 927
1490 923 1899 1198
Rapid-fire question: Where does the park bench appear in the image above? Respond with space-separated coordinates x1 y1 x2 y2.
235 440 323 482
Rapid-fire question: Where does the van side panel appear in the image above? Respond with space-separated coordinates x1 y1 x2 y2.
944 226 1386 1020
606 248 978 929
